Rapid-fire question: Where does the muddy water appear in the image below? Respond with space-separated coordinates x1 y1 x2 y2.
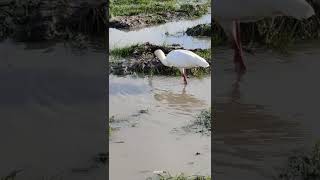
109 14 211 49
109 75 211 180
213 41 320 180
0 40 106 179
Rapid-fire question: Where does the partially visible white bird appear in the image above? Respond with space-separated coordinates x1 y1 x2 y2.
213 0 316 73
154 49 210 85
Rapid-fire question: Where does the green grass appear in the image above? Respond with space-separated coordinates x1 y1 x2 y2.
110 0 177 17
109 0 209 18
110 44 144 58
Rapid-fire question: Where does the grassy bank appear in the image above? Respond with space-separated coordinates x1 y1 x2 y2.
211 2 320 51
109 0 210 29
186 24 212 37
109 43 211 76
110 0 209 17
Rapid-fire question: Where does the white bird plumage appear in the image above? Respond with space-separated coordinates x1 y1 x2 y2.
213 0 316 73
154 49 210 84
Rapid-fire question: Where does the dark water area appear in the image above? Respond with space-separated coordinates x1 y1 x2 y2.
0 39 106 180
213 41 320 180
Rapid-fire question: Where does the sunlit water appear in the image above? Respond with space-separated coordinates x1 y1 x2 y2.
213 41 320 180
109 14 211 49
109 75 211 180
0 40 106 179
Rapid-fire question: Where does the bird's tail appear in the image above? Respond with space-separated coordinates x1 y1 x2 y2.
199 59 210 68
279 0 315 20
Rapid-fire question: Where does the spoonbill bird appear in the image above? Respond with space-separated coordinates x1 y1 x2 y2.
154 49 210 85
213 0 316 73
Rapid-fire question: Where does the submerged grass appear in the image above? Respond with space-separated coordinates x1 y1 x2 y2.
182 108 211 135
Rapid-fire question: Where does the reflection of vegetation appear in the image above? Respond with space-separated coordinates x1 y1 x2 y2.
110 43 211 76
280 141 320 179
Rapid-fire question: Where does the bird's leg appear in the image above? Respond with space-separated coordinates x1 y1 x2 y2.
232 20 246 74
180 68 188 85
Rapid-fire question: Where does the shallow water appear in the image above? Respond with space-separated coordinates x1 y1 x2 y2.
0 40 106 179
109 75 211 180
109 14 211 49
213 41 320 179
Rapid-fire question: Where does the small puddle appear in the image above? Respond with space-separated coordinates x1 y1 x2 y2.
109 14 211 49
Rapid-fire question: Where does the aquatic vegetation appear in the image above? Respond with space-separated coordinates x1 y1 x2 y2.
109 43 211 76
279 141 320 179
182 108 211 135
194 109 211 133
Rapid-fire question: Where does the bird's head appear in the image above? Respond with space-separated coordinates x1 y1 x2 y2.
154 49 164 58
154 49 168 66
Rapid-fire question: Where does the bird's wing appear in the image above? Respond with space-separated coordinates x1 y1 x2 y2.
214 0 314 21
166 50 209 68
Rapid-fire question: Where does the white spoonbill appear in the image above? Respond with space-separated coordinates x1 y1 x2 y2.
154 49 210 85
213 0 316 73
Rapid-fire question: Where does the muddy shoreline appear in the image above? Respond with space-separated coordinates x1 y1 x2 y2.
109 43 211 76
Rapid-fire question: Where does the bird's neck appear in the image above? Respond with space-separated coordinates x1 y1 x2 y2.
156 51 169 66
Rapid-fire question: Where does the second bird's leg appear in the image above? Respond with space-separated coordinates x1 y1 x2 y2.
232 20 246 73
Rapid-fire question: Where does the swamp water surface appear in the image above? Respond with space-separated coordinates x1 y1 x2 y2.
109 14 211 180
213 41 320 180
